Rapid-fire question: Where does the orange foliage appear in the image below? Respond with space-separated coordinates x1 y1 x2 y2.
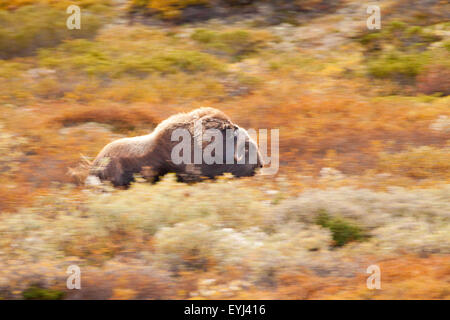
192 255 450 300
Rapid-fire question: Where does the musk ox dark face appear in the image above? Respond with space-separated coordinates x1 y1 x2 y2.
189 125 264 180
89 108 263 187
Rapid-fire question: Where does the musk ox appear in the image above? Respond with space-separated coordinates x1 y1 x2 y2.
88 107 263 186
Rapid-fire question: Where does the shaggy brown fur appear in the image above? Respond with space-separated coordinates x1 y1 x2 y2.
89 107 262 186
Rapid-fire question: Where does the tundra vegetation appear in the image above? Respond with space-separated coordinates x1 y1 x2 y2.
0 0 449 299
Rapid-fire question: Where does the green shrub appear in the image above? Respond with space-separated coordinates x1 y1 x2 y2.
117 50 225 75
39 39 225 77
367 50 430 81
0 5 103 59
23 285 65 300
360 21 443 84
315 210 366 247
191 29 217 43
360 21 441 54
191 29 274 61
443 40 450 51
38 39 112 76
0 61 33 104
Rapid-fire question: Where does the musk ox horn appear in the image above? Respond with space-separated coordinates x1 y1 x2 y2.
88 107 263 187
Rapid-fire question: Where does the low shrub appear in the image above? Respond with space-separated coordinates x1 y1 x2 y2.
315 210 366 247
360 21 443 85
276 185 450 253
0 5 103 59
377 146 450 179
367 50 430 82
38 39 225 77
23 285 65 300
191 29 275 61
360 21 441 54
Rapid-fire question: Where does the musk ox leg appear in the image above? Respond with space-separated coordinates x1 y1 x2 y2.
110 161 136 187
141 166 162 183
176 173 205 183
115 171 134 187
175 164 205 183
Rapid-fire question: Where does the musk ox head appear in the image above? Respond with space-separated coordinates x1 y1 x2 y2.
89 107 263 186
188 124 264 180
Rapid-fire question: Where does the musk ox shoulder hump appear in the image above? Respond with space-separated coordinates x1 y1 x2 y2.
151 107 233 138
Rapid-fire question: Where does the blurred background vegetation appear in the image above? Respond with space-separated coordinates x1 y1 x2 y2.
0 0 449 299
